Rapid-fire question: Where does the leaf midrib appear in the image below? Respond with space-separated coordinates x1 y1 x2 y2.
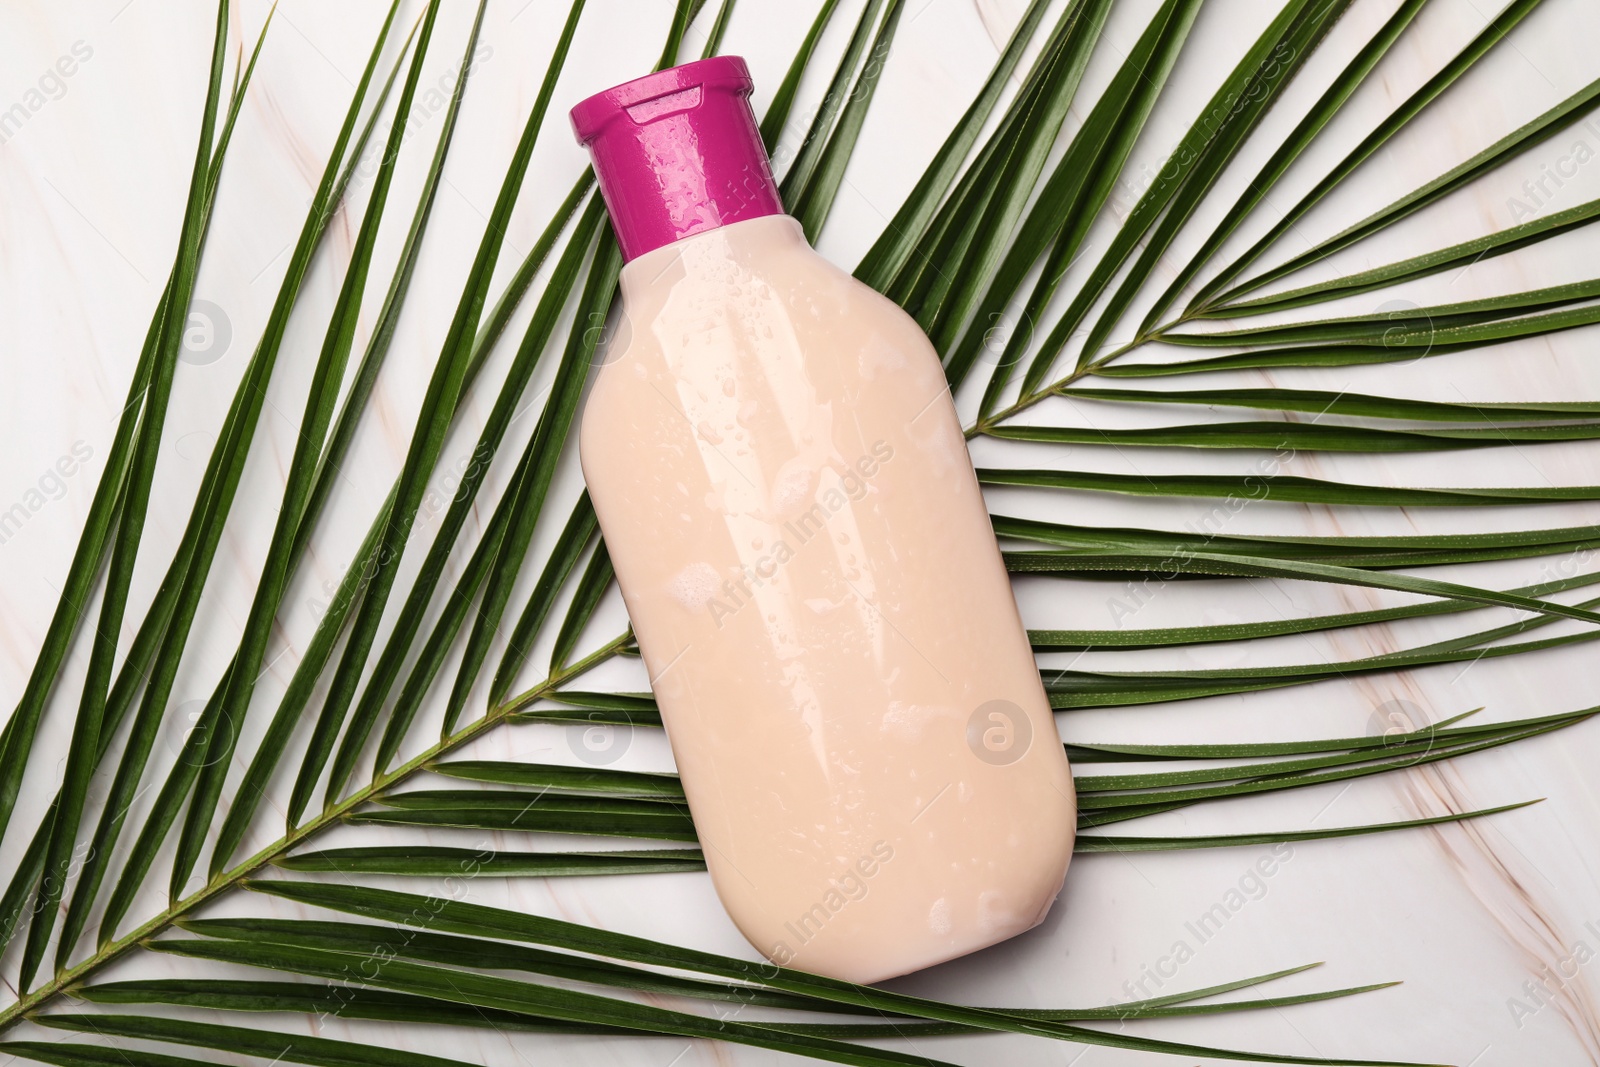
0 631 632 1035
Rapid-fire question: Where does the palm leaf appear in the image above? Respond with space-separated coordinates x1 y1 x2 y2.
916 0 1110 349
1012 0 1323 397
961 0 1203 406
5 1 1598 1064
0 11 274 962
326 190 603 799
1070 0 1358 368
179 0 455 902
1208 193 1600 317
288 0 590 826
1187 0 1547 315
87 4 417 949
1134 0 1433 335
852 0 1057 289
1212 70 1600 307
20 0 235 992
204 881 1442 1066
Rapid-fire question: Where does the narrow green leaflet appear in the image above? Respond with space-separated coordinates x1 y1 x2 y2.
960 0 1203 406
69 981 632 1034
21 0 233 993
1016 0 1321 397
1166 276 1600 346
1061 384 1600 421
276 847 707 877
1214 70 1600 305
853 0 1056 289
510 690 663 725
1031 569 1600 650
1063 711 1527 761
758 0 842 152
227 882 1443 1065
429 759 684 797
656 0 705 70
1074 0 1356 368
1007 540 1600 572
352 791 698 843
1076 718 1586 826
1075 803 1537 851
490 492 599 705
791 0 908 243
986 418 1600 451
979 466 1600 507
996 512 1600 569
1048 625 1600 709
1073 714 1587 790
776 0 889 206
288 0 589 826
550 539 615 668
1136 0 1433 335
1002 541 1600 626
1191 0 1546 314
31 1015 482 1067
1209 194 1600 318
0 1046 209 1067
1105 301 1600 375
78 4 412 951
699 0 737 58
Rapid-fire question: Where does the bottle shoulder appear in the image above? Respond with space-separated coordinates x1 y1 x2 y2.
609 223 931 357
582 218 945 461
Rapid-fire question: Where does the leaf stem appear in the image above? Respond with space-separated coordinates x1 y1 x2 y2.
0 630 632 1033
967 335 1153 438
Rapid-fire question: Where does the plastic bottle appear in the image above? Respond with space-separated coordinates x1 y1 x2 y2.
570 55 1074 984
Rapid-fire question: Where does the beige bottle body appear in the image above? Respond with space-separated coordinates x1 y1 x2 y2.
579 214 1075 983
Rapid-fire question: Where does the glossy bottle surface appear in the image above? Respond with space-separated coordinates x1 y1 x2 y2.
580 214 1075 983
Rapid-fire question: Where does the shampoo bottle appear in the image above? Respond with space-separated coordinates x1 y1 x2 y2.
570 56 1075 984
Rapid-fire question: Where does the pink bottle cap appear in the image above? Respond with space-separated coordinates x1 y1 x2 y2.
570 56 785 262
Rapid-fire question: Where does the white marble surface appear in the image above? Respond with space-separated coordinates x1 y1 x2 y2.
4 0 1600 1064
